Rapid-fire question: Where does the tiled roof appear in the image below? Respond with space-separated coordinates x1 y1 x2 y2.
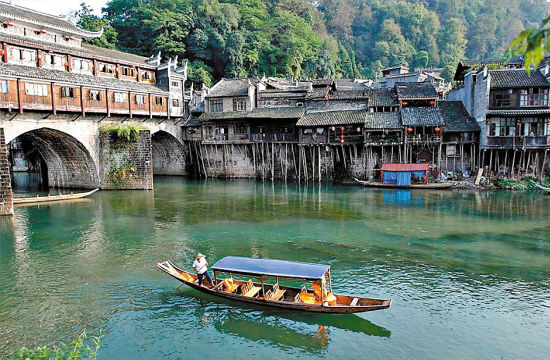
0 32 154 67
0 3 102 38
305 88 329 100
329 89 369 100
486 109 550 116
401 107 444 126
396 82 438 99
364 111 401 129
296 110 366 126
208 79 252 98
438 102 480 132
312 79 334 87
368 88 398 107
200 107 304 121
489 69 549 89
334 79 369 90
0 62 167 93
259 91 307 99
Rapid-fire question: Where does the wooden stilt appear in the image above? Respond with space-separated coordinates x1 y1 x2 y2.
318 145 321 182
542 149 548 182
511 150 516 179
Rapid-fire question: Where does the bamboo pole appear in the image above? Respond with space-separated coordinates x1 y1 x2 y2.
271 142 275 181
297 145 301 182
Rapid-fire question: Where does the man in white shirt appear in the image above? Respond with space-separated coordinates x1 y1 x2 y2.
192 253 212 287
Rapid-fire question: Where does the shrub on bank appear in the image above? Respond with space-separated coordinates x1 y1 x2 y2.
4 330 102 360
489 176 550 190
99 123 147 143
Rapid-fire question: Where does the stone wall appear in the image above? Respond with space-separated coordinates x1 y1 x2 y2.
188 142 372 182
0 128 13 215
99 130 153 190
151 131 187 175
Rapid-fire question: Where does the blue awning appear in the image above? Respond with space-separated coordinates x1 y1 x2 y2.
212 256 330 280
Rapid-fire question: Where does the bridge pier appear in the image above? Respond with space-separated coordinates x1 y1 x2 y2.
0 128 13 216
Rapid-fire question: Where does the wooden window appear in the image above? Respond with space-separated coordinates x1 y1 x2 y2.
235 123 247 134
114 92 126 103
520 88 548 107
61 86 74 98
154 96 164 105
171 81 179 88
490 90 512 107
210 99 223 112
24 83 48 96
142 71 153 80
0 80 8 94
135 94 146 105
99 63 115 73
172 99 179 107
233 98 246 111
120 66 134 76
89 90 101 101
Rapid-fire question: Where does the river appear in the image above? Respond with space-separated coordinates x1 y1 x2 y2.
1 177 549 359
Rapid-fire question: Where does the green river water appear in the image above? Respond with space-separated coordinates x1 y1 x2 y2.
1 177 549 359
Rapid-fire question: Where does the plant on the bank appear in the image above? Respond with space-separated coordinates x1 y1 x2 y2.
99 124 147 144
6 330 102 360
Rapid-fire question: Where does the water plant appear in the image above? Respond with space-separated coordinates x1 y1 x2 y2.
99 123 147 144
5 330 102 360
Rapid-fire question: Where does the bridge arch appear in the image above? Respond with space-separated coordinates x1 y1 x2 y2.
8 127 100 189
151 130 186 175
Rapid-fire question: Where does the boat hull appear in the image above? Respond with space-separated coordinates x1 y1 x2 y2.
13 189 99 205
158 261 391 314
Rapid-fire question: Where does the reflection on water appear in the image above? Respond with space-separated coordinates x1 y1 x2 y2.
177 288 390 353
0 177 549 359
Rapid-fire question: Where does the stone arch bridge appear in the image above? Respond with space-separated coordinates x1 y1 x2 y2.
0 112 188 214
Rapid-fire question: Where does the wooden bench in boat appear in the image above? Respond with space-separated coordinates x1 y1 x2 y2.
265 283 286 301
350 297 359 306
242 279 261 298
216 278 240 293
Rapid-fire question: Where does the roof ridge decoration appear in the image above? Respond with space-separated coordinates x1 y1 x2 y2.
0 2 103 39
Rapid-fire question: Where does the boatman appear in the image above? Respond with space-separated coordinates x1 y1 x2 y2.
193 253 212 287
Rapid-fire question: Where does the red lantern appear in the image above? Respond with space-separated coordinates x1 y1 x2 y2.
402 101 408 106
0 49 4 56
340 126 345 131
430 100 436 105
434 126 441 133
340 138 345 144
407 127 413 133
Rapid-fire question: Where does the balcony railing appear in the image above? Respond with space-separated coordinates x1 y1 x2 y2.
407 134 442 142
328 134 365 144
486 136 549 148
250 133 297 142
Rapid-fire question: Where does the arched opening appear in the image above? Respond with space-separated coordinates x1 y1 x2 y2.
151 131 186 175
8 128 99 191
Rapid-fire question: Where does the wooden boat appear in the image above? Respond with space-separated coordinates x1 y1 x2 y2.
13 188 99 205
533 182 550 193
158 256 391 314
354 178 453 189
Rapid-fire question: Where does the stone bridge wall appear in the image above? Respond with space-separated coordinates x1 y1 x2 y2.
0 111 187 214
0 128 13 215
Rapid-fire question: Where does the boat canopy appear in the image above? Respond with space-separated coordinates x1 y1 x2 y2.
212 256 330 281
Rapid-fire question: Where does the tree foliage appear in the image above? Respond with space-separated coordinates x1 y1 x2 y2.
73 0 550 85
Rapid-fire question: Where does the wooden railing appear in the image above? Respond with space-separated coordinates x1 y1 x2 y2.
486 136 549 148
407 134 442 142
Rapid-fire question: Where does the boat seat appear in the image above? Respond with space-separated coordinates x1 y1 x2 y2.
350 297 359 306
244 286 261 298
271 289 286 301
223 278 239 293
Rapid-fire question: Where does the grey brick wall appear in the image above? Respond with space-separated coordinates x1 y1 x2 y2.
99 130 154 190
0 128 13 215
